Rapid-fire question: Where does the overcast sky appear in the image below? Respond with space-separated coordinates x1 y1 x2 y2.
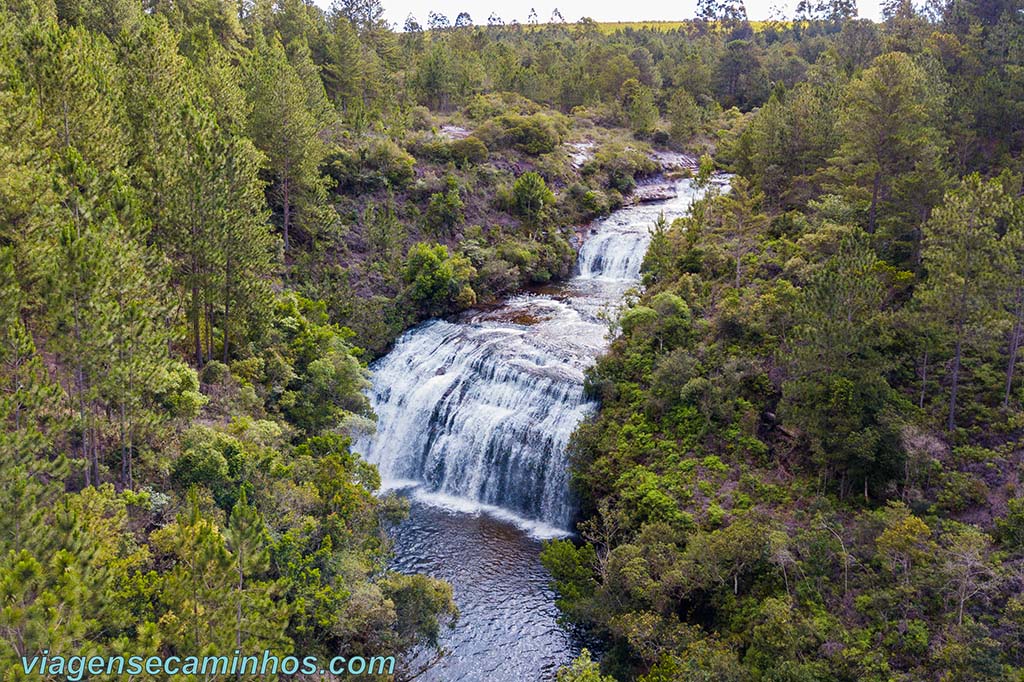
355 0 885 27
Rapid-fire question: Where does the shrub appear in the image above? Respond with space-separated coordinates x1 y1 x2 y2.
326 138 415 191
403 242 477 316
936 471 989 513
476 112 568 156
409 105 434 130
407 135 452 163
512 172 555 225
997 497 1024 551
464 91 540 120
449 136 488 166
425 175 464 234
584 142 658 192
476 258 521 297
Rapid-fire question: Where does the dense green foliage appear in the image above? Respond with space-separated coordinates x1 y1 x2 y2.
0 2 472 678
541 3 1024 680
2 0 1024 677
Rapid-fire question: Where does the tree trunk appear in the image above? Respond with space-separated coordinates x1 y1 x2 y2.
89 424 99 487
72 288 91 486
868 170 881 234
949 332 962 432
919 351 928 409
205 300 214 362
1004 284 1023 408
192 276 203 367
120 401 128 487
236 561 244 650
282 178 291 267
223 256 232 364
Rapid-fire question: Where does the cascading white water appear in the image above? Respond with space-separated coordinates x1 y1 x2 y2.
356 178 715 531
577 219 651 280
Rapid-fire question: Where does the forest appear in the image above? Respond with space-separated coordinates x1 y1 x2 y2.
0 0 1023 678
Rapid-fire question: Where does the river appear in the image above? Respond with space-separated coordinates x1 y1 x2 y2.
355 177 715 681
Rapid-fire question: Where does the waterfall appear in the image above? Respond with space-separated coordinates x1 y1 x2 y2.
355 178 714 531
577 218 651 280
356 298 603 529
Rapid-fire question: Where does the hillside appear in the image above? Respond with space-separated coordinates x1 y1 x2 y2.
1 0 1023 680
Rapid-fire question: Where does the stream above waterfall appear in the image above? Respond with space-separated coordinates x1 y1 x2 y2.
355 177 718 681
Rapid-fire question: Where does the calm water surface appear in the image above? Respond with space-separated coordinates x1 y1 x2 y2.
389 496 585 681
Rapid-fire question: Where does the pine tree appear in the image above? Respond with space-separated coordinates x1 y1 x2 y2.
916 174 1010 431
43 152 123 486
829 51 946 254
123 23 214 367
54 0 144 39
18 23 130 173
244 36 327 265
1001 196 1024 408
323 13 362 110
782 231 900 497
713 176 769 289
224 489 270 648
173 103 229 366
218 136 276 363
149 0 246 53
42 151 172 486
618 78 658 135
286 36 334 128
152 490 235 653
0 249 67 552
123 23 274 367
100 193 172 489
0 23 54 253
746 82 837 208
154 489 288 656
668 89 700 145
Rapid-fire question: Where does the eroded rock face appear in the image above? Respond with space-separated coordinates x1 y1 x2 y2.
650 149 699 172
567 140 595 168
631 181 679 204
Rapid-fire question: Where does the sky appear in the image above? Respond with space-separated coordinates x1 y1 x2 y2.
364 0 885 27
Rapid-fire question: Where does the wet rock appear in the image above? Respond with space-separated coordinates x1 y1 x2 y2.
649 150 699 173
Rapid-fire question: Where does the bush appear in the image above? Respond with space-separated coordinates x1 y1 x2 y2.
412 135 488 168
200 360 230 385
584 142 658 192
476 112 568 156
407 135 452 163
326 138 415 191
566 183 610 218
465 92 540 120
172 426 239 506
425 175 464 234
409 105 434 130
512 172 555 225
936 471 989 513
997 497 1024 551
403 242 477 316
476 258 521 297
449 136 488 166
